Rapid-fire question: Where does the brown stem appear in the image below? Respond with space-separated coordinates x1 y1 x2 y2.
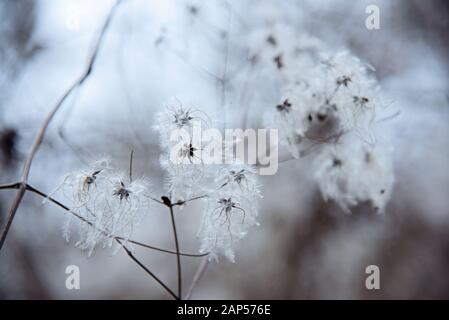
0 0 123 251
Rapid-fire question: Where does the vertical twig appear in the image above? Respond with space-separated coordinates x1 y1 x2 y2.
169 204 182 299
219 1 232 131
129 149 134 182
185 255 210 300
0 0 123 251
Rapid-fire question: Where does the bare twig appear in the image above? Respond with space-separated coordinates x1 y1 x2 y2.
117 238 208 258
219 1 232 130
0 181 202 299
0 0 123 251
57 85 90 165
169 205 183 299
172 194 208 207
0 182 21 190
149 194 208 207
148 196 164 205
116 238 179 300
0 182 206 258
129 149 134 182
185 255 210 300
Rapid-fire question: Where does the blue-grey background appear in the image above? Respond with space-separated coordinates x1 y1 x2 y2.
0 0 448 299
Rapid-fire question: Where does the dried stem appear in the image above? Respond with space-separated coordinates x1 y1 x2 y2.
116 238 178 300
185 255 210 300
0 182 206 258
0 0 212 300
0 182 201 299
129 150 134 182
0 0 123 251
169 204 182 299
172 194 208 207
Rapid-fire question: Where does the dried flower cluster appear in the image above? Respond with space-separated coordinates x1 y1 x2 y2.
154 104 210 202
56 159 151 256
51 22 395 262
154 106 262 262
261 23 394 213
198 164 262 262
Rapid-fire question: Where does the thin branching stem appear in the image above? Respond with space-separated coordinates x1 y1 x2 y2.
116 238 179 300
172 195 208 207
0 183 21 190
149 194 208 207
117 238 208 258
0 182 206 258
0 182 194 299
0 0 123 251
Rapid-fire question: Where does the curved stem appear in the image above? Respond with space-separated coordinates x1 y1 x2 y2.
0 0 123 251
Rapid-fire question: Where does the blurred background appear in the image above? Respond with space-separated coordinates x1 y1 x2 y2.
0 0 448 299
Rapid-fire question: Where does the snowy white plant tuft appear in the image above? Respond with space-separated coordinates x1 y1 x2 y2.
57 160 151 256
199 164 262 262
154 102 211 202
154 104 263 262
314 137 394 214
0 1 409 302
48 19 395 265
260 24 394 214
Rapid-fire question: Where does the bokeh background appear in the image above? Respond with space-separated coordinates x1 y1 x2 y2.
0 0 448 299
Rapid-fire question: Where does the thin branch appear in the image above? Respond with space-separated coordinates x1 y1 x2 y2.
57 85 91 165
0 183 21 190
149 194 208 207
185 255 210 300
0 0 123 251
169 205 182 299
129 149 134 182
26 184 71 211
0 182 206 258
0 182 191 299
172 194 208 207
116 238 179 300
148 197 164 205
117 238 208 258
219 2 232 131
